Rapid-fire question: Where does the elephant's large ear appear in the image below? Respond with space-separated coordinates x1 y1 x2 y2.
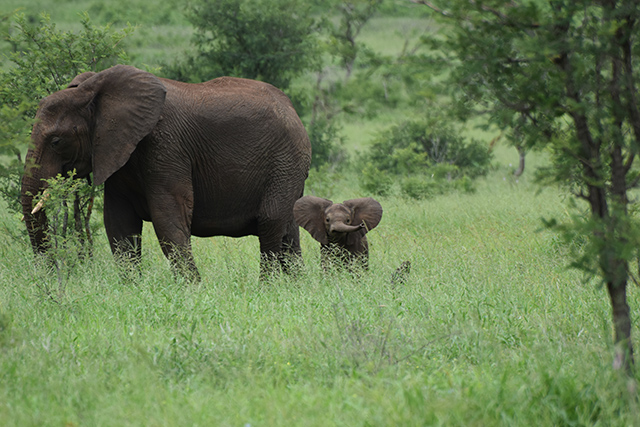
75 65 167 185
343 198 383 233
67 72 96 88
294 196 333 244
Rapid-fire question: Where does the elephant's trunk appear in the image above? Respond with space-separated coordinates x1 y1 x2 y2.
22 174 48 254
330 222 364 234
21 149 55 254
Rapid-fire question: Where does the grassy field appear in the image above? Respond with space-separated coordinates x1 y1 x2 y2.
1 1 640 425
2 169 639 425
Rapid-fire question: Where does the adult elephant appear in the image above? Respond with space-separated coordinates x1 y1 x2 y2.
21 64 311 281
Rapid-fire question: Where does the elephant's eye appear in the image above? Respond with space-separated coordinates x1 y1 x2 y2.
325 217 330 223
50 137 61 147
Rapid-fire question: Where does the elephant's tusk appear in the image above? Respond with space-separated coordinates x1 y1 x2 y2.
31 190 50 215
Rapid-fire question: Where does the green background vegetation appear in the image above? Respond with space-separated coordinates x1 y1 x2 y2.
1 0 639 425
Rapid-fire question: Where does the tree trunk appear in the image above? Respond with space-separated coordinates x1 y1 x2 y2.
607 280 634 372
513 145 526 177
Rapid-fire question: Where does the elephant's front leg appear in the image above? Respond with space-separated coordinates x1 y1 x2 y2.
103 189 143 272
149 190 200 282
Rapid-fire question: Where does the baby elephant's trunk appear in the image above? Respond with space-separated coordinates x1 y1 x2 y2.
330 222 363 234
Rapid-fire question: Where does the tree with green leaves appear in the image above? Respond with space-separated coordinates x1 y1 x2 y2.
164 0 323 90
1 13 132 115
418 0 640 373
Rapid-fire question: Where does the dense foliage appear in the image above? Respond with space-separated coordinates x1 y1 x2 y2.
365 119 491 177
163 0 323 89
360 118 492 197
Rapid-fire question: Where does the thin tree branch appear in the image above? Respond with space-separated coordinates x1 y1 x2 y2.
411 0 451 17
626 173 640 190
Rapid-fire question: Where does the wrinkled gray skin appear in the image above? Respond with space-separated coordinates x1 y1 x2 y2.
293 196 382 270
22 65 311 281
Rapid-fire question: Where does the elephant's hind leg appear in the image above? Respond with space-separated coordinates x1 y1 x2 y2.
280 218 303 274
282 218 301 255
257 218 302 278
257 216 291 279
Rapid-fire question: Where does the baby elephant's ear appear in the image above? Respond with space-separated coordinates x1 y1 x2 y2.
343 197 383 232
294 196 333 244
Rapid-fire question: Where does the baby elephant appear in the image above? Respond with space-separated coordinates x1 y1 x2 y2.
294 196 383 270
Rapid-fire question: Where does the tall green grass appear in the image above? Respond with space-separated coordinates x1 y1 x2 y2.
1 174 638 425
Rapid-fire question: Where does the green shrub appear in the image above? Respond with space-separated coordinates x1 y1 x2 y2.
164 0 324 89
388 143 430 175
361 118 491 198
36 171 96 256
400 176 438 200
400 169 477 200
1 13 132 111
0 101 31 213
307 115 349 169
31 171 98 294
429 163 460 180
366 119 492 177
454 174 476 194
359 163 393 196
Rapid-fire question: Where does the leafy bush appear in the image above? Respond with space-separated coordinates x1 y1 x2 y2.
307 114 349 169
0 163 23 214
31 171 97 295
366 119 491 177
0 101 31 213
360 118 492 198
164 0 324 90
359 163 394 196
36 171 97 259
400 175 438 199
400 172 476 200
